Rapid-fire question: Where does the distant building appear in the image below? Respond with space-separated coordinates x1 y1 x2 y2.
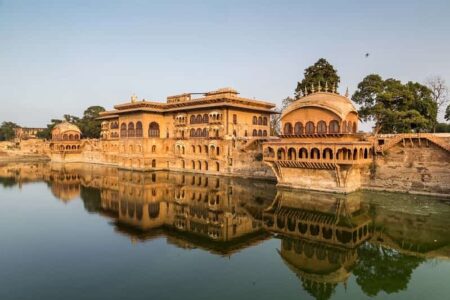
14 127 45 140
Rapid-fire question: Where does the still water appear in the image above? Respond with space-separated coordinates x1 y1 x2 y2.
1 163 450 300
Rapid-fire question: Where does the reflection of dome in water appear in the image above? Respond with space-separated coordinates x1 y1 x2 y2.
51 182 80 202
278 238 357 299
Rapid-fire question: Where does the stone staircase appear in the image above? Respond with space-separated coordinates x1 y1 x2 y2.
378 133 450 153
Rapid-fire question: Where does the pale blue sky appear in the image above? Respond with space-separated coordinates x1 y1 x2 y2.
1 0 449 129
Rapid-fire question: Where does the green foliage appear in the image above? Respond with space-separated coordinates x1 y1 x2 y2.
353 243 423 297
39 106 105 139
446 104 450 121
352 74 437 134
37 119 63 140
295 58 340 98
0 121 19 141
435 122 450 132
78 106 105 138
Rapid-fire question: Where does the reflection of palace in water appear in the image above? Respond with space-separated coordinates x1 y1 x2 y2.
100 170 277 253
2 163 450 298
263 190 372 298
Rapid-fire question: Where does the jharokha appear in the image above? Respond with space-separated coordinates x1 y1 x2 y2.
9 85 450 196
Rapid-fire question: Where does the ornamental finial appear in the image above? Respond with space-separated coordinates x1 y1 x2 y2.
325 81 328 92
318 81 322 92
311 83 315 93
345 87 349 97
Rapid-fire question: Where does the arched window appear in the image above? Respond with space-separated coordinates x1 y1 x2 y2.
263 117 268 125
283 122 293 135
63 134 68 140
257 117 262 125
196 128 202 137
205 161 208 171
258 130 262 136
216 162 220 172
148 122 160 137
323 148 333 160
151 159 156 168
277 148 286 160
152 145 156 153
299 148 308 159
288 148 296 160
311 148 320 159
135 121 143 137
196 114 202 123
317 121 327 134
294 122 303 135
69 134 73 140
252 129 257 136
203 114 209 123
190 115 196 124
263 130 267 136
74 134 79 140
329 120 340 133
353 122 357 133
252 116 257 125
190 128 195 137
305 122 315 134
192 160 195 169
202 128 207 137
347 121 352 133
128 122 135 137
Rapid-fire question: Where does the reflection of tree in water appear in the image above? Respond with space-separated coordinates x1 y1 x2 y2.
0 176 17 188
353 242 423 297
301 279 336 300
80 186 101 213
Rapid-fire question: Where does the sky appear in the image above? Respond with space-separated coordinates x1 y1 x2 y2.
1 0 450 130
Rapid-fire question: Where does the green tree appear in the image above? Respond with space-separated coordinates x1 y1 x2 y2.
295 58 340 98
37 119 63 140
78 106 105 138
446 104 450 121
352 74 437 134
353 243 423 297
0 121 19 141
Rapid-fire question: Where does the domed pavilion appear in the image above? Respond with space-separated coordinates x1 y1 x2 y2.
263 84 374 193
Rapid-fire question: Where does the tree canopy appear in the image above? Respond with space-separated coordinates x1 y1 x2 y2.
295 58 340 98
37 106 105 140
352 74 437 134
0 121 19 141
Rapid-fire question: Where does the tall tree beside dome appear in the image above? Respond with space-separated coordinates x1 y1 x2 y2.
295 58 340 98
78 106 105 138
352 74 437 134
37 105 105 139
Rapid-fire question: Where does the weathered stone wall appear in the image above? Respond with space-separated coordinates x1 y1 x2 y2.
363 142 450 196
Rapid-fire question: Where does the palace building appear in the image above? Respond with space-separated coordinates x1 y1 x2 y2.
263 85 374 193
96 88 277 177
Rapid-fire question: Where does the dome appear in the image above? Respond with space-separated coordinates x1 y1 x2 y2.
52 121 81 134
281 92 358 120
